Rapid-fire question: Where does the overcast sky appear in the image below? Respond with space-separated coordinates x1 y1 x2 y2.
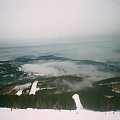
0 0 120 45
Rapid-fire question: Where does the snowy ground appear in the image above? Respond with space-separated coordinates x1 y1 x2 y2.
0 108 120 120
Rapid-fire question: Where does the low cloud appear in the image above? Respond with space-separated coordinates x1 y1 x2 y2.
21 61 114 91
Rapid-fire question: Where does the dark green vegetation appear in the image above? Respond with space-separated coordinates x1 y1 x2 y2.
0 93 76 110
79 86 120 111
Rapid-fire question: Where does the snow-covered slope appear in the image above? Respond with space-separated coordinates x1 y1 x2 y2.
0 108 120 120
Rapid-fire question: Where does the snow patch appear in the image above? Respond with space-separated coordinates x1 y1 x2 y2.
18 67 22 71
16 90 22 96
26 90 29 93
72 94 83 110
14 83 32 91
112 89 120 94
40 87 55 90
29 81 38 95
104 95 113 98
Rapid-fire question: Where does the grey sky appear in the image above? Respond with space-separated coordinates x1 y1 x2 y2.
0 0 120 44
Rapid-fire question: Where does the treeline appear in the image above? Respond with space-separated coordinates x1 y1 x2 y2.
0 92 76 110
